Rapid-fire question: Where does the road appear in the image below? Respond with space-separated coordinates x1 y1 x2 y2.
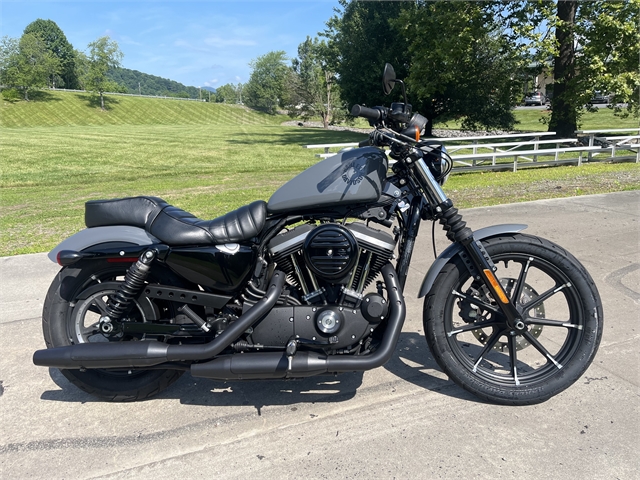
515 103 625 110
1 191 638 479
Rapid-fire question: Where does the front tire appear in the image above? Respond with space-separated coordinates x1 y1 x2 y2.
424 234 603 405
42 260 185 401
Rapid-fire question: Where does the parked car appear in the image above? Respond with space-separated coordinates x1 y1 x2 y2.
589 91 610 104
524 92 545 106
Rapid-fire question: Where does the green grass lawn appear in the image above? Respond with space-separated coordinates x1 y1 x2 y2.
0 123 367 255
1 90 639 257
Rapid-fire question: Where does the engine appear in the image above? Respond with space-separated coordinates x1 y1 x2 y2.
232 222 396 352
268 222 396 308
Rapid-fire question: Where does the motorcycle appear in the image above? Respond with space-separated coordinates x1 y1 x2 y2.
33 64 603 405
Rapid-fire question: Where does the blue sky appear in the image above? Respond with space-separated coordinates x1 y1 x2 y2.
1 0 341 88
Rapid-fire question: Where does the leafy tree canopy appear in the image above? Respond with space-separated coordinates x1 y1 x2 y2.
323 0 408 114
1 32 60 100
324 1 522 135
83 36 123 110
396 1 522 134
23 19 79 89
504 0 639 136
289 36 341 128
214 82 243 104
244 50 290 112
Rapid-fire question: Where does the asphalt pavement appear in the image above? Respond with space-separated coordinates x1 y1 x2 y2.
1 191 638 479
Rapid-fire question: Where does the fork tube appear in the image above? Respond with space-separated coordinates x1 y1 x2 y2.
413 157 449 206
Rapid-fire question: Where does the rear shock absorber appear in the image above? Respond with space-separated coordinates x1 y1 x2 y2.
100 249 156 331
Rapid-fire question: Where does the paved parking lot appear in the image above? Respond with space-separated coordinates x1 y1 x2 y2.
1 191 638 479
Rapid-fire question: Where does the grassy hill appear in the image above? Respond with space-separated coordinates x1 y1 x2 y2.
1 89 638 257
0 89 284 128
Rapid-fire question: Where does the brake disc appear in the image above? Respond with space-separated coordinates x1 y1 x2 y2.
464 278 545 351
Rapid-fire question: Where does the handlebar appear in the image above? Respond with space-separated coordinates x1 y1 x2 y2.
351 104 385 121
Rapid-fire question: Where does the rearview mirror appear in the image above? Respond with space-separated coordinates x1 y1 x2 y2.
382 63 396 95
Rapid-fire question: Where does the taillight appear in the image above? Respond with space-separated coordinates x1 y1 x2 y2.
107 257 137 263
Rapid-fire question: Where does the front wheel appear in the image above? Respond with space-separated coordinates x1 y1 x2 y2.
424 234 603 405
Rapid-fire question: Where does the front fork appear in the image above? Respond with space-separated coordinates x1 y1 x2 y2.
399 156 525 330
438 207 525 329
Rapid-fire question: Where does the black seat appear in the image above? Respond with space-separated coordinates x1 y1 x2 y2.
85 196 266 246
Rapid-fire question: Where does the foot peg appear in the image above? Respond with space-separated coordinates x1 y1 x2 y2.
286 338 298 371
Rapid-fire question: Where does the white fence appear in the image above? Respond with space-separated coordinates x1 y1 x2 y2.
576 128 640 163
305 128 640 173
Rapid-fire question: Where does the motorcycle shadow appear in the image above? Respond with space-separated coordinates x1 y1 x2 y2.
41 333 474 406
382 332 474 402
41 367 366 409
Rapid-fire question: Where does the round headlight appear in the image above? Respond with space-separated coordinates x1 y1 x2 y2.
438 146 451 185
419 142 452 186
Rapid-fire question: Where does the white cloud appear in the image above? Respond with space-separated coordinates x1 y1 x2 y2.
203 36 257 48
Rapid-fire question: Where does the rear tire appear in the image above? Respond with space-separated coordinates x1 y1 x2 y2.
42 260 185 401
424 234 603 405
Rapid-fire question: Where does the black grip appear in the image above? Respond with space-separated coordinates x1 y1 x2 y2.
358 138 371 148
351 104 382 121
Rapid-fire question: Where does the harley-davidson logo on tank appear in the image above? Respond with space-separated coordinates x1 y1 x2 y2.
267 147 388 213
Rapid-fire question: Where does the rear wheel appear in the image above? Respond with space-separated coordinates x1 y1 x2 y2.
42 260 185 401
424 234 603 405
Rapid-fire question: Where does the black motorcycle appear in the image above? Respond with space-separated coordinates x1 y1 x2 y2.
33 64 603 405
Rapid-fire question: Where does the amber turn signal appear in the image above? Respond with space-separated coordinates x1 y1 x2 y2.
483 269 510 304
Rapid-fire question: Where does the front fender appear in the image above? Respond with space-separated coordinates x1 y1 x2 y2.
48 226 160 263
417 224 527 298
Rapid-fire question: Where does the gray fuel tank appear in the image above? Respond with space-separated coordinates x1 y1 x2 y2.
267 147 388 214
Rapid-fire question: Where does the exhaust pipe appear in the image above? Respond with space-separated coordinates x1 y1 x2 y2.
33 270 286 369
34 264 406 376
191 263 406 379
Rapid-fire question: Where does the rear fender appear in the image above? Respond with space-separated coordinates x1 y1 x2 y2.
48 226 160 263
417 224 527 298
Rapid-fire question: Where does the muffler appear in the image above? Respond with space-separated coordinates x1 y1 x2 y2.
190 351 328 380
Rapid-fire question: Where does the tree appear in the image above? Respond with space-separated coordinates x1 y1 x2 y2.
214 83 235 103
324 1 522 136
83 36 123 110
289 36 340 128
0 36 19 86
72 48 88 89
396 1 522 135
507 0 639 137
574 1 640 118
547 1 578 137
23 19 79 89
215 82 244 104
323 0 408 114
1 33 60 100
244 51 289 112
